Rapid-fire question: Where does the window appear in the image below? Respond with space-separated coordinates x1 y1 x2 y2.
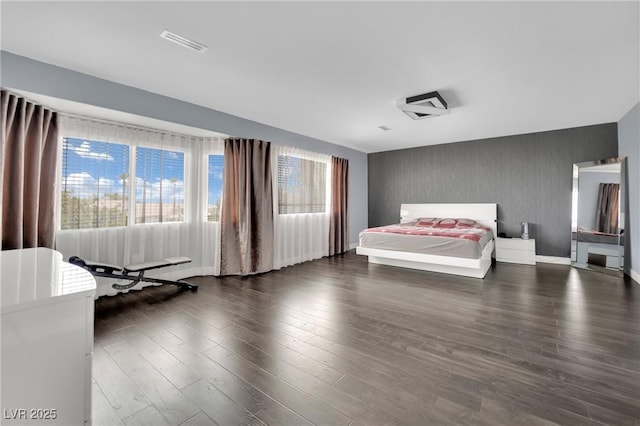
135 146 185 224
277 155 327 214
61 138 130 230
207 154 224 221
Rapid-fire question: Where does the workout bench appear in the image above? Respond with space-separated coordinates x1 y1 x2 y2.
68 256 197 292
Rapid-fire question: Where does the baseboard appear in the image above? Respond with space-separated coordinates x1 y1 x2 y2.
629 269 640 285
350 242 358 250
536 255 571 265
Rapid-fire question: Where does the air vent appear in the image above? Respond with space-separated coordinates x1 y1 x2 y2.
160 30 207 52
396 91 449 120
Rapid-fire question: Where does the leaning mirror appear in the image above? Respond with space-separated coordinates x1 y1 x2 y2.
571 156 626 277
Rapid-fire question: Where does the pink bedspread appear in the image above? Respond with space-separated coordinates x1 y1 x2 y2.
363 219 491 243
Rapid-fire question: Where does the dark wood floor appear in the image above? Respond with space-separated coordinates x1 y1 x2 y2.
93 251 640 426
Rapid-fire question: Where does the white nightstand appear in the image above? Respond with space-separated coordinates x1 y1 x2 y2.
495 237 536 265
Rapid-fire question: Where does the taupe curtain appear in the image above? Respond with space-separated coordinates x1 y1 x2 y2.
329 156 348 255
1 91 59 250
220 138 274 275
596 183 619 234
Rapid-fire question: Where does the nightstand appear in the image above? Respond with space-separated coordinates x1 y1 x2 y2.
495 237 536 265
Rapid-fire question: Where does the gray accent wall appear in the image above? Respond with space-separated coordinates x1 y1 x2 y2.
0 51 367 245
618 102 639 278
368 124 618 257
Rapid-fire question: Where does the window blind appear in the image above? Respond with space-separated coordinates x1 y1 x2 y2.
277 155 327 214
207 154 224 221
135 146 185 224
60 137 130 229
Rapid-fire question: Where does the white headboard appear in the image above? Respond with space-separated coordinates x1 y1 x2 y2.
400 203 498 238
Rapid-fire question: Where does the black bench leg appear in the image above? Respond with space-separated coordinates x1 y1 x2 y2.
87 270 198 292
122 273 198 292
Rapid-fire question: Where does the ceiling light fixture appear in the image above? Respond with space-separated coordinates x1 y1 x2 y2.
160 30 207 52
396 91 449 119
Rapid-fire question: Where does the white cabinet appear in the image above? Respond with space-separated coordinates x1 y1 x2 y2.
1 248 96 425
495 237 536 265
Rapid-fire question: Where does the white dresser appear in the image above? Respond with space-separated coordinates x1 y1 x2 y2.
1 248 96 425
495 237 536 265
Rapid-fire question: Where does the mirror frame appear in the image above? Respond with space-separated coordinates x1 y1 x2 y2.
571 156 626 277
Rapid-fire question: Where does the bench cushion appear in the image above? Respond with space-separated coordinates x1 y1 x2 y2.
164 256 192 266
85 260 123 273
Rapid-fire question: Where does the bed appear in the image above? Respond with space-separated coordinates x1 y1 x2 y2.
356 203 497 278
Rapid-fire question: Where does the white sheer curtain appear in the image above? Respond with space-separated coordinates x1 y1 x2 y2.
56 116 223 296
272 145 331 269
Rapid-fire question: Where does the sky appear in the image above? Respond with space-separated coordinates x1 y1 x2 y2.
62 138 223 208
61 138 322 216
208 154 224 208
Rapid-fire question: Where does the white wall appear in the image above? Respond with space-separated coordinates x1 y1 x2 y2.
0 51 368 246
618 102 639 281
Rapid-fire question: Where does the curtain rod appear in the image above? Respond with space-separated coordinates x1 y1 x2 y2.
58 112 226 140
3 88 226 140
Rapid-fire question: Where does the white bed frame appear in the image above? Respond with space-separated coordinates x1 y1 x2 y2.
356 203 497 279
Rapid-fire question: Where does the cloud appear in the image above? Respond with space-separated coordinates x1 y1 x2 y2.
62 172 184 205
64 172 95 189
135 178 184 203
63 172 122 197
98 177 115 188
64 140 114 161
209 168 224 180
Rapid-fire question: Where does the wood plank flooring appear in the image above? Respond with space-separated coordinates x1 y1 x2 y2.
93 252 640 425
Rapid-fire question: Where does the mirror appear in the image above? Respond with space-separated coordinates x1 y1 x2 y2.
571 157 626 276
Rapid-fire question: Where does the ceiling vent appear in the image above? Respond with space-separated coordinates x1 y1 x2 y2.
160 30 207 52
396 91 449 120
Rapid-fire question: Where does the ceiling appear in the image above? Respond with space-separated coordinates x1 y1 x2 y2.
1 1 638 153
